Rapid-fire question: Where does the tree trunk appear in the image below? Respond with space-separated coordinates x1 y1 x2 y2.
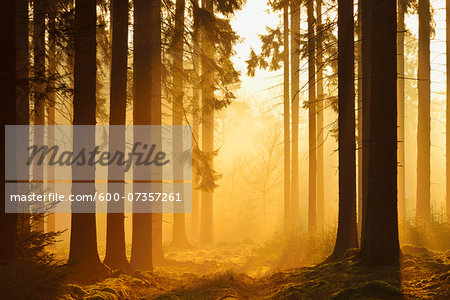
104 0 132 273
131 0 161 269
316 0 325 231
69 0 106 277
357 0 363 235
199 0 215 244
290 0 299 231
0 0 18 264
16 0 31 237
330 0 358 261
360 0 399 266
191 0 201 241
307 0 316 234
47 0 57 235
171 0 190 248
33 0 46 233
447 0 450 221
416 0 431 224
397 0 406 227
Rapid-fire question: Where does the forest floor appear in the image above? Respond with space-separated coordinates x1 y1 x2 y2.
61 242 450 300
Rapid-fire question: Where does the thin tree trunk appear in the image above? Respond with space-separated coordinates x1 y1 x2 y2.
104 0 132 272
360 0 399 266
47 0 57 235
357 0 363 237
290 0 299 231
416 0 431 224
191 0 201 241
69 0 106 277
329 0 358 261
33 0 46 233
316 0 324 231
171 0 190 248
199 0 215 244
447 0 450 221
397 0 406 227
0 0 18 264
307 0 316 234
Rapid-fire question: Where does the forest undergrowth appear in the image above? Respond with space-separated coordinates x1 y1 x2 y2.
57 221 450 300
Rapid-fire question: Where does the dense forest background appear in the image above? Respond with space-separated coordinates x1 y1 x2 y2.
1 0 450 299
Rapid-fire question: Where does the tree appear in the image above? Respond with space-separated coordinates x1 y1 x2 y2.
199 0 216 244
397 0 406 226
416 0 431 224
0 0 18 264
360 0 399 266
307 0 316 234
446 0 450 221
329 0 358 261
170 0 190 248
68 0 106 277
290 0 299 231
104 0 132 272
316 0 325 231
131 0 160 269
356 0 363 233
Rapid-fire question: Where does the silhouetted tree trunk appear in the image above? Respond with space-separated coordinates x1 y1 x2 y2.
191 0 201 240
104 0 132 272
47 0 57 235
360 0 399 266
0 0 18 264
329 0 358 261
68 0 106 277
131 0 155 270
397 0 406 227
199 0 215 244
33 0 46 233
171 0 190 248
416 0 431 224
447 0 450 221
290 0 299 231
357 0 363 234
16 0 31 236
307 0 316 234
316 0 325 231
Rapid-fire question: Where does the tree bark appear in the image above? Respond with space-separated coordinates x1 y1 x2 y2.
397 0 406 227
416 0 431 224
290 0 299 231
104 0 132 272
307 0 316 234
316 0 325 231
330 0 358 261
199 0 215 244
446 0 450 221
360 0 400 266
69 0 106 277
0 0 18 264
170 0 190 248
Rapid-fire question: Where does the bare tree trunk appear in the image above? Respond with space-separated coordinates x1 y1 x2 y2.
170 0 190 248
69 0 106 277
191 0 201 241
199 0 215 244
0 0 18 264
316 0 324 230
290 0 299 231
416 0 431 224
397 0 406 228
104 0 132 272
47 0 57 235
357 0 363 235
360 0 399 266
446 0 450 221
283 1 291 232
307 0 316 234
330 0 358 261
